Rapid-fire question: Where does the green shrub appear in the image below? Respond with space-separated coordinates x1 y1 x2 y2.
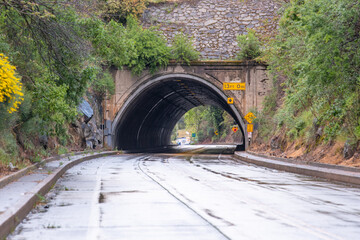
31 154 42 163
0 131 19 165
236 29 262 60
287 128 298 140
82 16 171 75
355 119 360 139
126 17 171 74
266 0 360 144
171 32 199 65
57 146 68 155
262 89 277 114
20 117 40 137
0 106 18 133
295 120 306 132
92 71 115 102
0 148 9 165
324 122 341 142
101 0 147 24
33 78 77 137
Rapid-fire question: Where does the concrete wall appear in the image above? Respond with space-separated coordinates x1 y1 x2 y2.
103 61 271 147
105 62 270 122
142 0 280 59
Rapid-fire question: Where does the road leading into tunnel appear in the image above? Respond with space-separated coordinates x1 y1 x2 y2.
8 146 360 240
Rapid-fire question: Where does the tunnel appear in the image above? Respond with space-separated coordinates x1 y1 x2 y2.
112 73 247 151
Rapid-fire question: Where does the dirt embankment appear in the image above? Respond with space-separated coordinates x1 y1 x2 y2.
250 135 360 168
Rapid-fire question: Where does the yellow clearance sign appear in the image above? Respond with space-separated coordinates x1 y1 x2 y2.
223 82 246 90
247 124 254 133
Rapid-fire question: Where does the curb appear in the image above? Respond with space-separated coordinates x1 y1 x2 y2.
0 151 117 239
234 152 360 186
0 151 100 190
247 150 360 173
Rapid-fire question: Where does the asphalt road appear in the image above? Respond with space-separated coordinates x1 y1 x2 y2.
9 146 360 240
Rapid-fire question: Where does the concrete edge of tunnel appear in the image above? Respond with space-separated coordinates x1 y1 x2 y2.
0 150 105 190
0 151 118 239
234 151 360 186
122 145 177 154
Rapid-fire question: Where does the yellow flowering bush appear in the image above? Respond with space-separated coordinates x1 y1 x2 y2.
0 54 23 113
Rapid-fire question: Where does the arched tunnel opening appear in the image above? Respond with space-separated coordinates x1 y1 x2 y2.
113 74 247 151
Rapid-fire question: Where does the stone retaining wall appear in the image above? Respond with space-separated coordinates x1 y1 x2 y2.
142 0 281 60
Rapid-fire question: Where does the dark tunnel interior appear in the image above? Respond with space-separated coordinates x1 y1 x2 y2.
114 77 245 151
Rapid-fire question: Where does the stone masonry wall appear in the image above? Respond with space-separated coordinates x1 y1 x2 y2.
142 0 281 60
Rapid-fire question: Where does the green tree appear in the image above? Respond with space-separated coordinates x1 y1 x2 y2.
183 106 233 143
33 78 77 136
184 106 206 134
125 17 171 74
0 1 100 154
91 70 115 104
82 16 170 75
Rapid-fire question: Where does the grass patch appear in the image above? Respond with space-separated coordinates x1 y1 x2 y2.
36 193 47 204
57 146 68 155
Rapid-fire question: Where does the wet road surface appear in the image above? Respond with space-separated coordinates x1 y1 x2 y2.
9 146 360 240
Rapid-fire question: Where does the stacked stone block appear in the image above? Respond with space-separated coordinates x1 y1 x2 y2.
142 0 280 59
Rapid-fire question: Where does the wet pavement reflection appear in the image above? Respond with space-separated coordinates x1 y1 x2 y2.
8 146 360 240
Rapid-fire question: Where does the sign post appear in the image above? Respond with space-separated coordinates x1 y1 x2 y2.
247 124 254 133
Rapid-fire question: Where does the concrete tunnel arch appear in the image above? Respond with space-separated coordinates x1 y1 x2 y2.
111 73 248 151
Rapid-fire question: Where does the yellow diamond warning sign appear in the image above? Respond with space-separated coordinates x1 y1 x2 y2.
244 112 256 123
227 98 234 104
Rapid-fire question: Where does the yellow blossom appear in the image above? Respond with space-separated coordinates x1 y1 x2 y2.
0 53 24 113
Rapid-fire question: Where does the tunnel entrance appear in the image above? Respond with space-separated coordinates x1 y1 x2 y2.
112 73 247 151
